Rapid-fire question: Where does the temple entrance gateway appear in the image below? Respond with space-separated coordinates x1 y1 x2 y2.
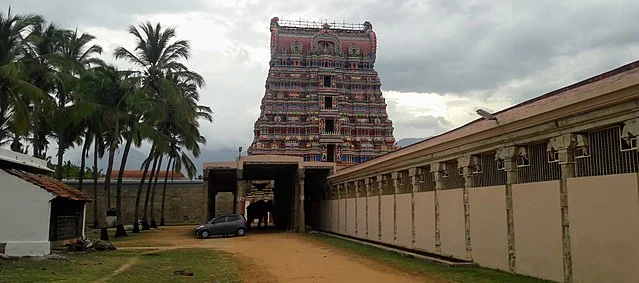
203 155 334 232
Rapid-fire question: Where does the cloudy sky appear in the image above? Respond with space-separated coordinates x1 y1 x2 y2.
4 0 639 155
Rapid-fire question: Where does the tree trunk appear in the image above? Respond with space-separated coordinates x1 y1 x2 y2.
149 155 163 228
160 157 173 226
142 154 159 230
78 131 91 191
132 147 154 233
56 143 64 180
94 137 109 241
114 136 132 238
92 137 99 229
104 143 116 210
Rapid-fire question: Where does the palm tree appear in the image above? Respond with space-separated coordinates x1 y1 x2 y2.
114 21 209 231
52 29 103 180
21 21 64 159
0 9 45 150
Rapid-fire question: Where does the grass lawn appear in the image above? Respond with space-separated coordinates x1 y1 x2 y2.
309 234 552 283
84 228 167 247
0 249 239 283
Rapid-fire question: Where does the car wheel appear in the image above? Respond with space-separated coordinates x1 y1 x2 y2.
236 227 246 236
200 230 209 238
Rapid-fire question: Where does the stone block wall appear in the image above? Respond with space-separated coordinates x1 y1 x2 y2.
65 180 204 226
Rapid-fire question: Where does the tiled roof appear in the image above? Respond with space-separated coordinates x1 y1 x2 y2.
109 170 186 179
4 169 92 201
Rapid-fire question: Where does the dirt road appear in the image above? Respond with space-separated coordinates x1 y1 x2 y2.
118 226 446 283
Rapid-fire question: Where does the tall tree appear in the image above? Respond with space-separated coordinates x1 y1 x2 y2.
0 9 45 150
114 21 210 231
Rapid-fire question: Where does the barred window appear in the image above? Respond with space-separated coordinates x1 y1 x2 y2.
369 178 380 196
443 160 465 189
381 174 394 195
417 165 435 192
396 170 412 194
347 182 357 198
517 143 561 183
357 180 366 196
473 153 507 187
576 126 638 177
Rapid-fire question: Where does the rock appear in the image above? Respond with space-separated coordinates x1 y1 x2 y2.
173 270 194 276
93 240 116 251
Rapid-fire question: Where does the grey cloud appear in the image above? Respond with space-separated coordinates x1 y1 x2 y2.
2 0 204 29
386 100 454 139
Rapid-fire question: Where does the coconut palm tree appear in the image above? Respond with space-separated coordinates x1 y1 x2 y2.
114 21 209 231
21 21 64 159
52 29 103 180
0 9 45 150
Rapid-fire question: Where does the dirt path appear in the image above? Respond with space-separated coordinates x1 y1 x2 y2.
120 226 446 283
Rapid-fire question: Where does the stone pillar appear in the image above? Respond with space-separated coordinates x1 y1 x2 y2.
549 133 578 283
344 182 349 235
337 183 343 233
295 168 306 232
365 178 371 239
202 169 210 222
234 169 243 214
376 175 383 241
354 180 359 235
496 146 520 273
457 155 475 260
408 167 419 249
391 171 399 243
430 162 447 252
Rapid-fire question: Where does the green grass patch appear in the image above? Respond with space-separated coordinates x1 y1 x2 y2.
309 234 552 283
0 249 239 283
84 228 165 247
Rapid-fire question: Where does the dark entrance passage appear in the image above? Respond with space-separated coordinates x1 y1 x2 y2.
203 156 334 232
243 164 297 230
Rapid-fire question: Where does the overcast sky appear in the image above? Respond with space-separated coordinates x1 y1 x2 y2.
4 0 639 153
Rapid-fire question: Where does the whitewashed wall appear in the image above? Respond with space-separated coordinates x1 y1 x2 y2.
0 170 55 256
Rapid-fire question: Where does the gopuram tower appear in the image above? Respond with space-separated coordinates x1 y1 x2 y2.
247 17 396 164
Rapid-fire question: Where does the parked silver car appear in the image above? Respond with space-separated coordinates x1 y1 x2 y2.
195 214 247 238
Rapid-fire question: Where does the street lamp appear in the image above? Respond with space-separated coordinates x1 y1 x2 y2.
476 108 497 121
237 146 242 161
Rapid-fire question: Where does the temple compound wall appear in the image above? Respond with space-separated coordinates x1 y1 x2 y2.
65 180 203 226
316 60 639 283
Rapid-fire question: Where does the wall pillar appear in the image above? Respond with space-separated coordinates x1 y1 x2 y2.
344 182 349 234
391 171 399 243
354 180 360 235
431 162 447 252
202 169 210 222
365 178 371 239
496 146 520 273
408 167 419 249
458 155 475 260
337 183 343 233
234 169 244 214
294 168 305 232
550 133 579 283
376 175 383 241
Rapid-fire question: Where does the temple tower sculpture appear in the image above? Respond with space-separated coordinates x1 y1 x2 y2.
247 18 396 164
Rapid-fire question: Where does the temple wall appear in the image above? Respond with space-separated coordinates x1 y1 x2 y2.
347 198 357 237
414 192 436 252
367 196 379 241
379 195 394 244
567 174 639 283
356 197 367 239
469 186 509 272
395 193 412 248
71 181 204 226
